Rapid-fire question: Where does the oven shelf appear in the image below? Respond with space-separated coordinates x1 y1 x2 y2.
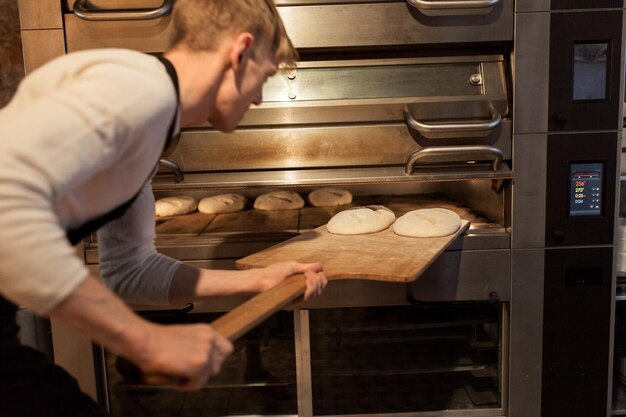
153 166 513 191
117 380 294 391
86 193 510 264
314 364 494 378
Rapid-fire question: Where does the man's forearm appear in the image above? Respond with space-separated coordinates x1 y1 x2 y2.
49 273 235 390
168 263 260 304
49 274 153 364
168 261 327 304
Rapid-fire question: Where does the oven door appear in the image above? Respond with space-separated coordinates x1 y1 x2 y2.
304 303 506 416
97 301 507 417
63 0 513 53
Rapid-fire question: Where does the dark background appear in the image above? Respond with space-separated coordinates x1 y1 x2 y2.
0 0 25 107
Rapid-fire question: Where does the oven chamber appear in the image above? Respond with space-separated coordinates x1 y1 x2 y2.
16 1 625 417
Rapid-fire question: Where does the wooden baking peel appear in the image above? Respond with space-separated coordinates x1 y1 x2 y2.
122 220 469 385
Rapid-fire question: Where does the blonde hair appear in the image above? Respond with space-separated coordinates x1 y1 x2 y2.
168 0 298 67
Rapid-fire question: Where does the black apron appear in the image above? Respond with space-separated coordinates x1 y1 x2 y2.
0 57 179 417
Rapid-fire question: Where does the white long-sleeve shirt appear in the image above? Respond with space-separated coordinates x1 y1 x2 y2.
0 49 181 314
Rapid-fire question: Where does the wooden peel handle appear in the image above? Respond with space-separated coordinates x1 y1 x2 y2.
116 273 308 386
210 273 307 340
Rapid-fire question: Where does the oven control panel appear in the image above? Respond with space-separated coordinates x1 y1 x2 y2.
545 133 617 247
569 162 603 217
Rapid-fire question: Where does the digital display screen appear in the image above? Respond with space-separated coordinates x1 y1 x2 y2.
572 42 609 101
569 162 603 217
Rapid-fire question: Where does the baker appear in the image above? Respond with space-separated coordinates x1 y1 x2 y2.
0 1 327 416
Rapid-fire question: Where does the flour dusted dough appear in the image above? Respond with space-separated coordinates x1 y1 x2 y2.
198 194 247 214
393 208 461 238
254 191 305 211
327 206 395 235
155 195 198 217
308 188 353 207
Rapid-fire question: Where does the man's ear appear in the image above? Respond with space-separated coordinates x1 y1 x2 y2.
229 32 255 73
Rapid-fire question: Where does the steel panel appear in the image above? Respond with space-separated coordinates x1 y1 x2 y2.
64 1 513 52
512 134 547 249
515 0 550 12
542 247 613 417
409 249 511 302
551 0 622 9
513 12 550 135
64 14 172 53
280 2 513 48
263 62 482 102
171 123 511 173
509 248 544 417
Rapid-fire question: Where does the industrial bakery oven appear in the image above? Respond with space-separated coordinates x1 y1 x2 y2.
16 0 625 416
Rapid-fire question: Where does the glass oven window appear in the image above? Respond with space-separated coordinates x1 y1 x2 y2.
308 304 502 415
101 311 297 417
572 42 609 102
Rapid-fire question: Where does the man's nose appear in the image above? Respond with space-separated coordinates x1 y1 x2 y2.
252 91 263 106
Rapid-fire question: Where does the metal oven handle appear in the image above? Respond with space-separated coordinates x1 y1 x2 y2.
405 145 503 174
158 158 184 182
404 107 502 139
406 0 501 11
73 0 174 21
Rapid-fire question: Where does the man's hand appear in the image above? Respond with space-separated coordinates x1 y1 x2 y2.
135 322 233 391
252 261 328 300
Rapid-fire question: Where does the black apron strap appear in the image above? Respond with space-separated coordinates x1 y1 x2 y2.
0 295 19 347
65 196 142 245
157 56 180 156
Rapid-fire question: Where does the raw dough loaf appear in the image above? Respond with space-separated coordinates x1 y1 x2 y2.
308 188 353 207
327 206 395 235
155 195 198 217
393 208 461 238
198 194 247 214
254 191 305 211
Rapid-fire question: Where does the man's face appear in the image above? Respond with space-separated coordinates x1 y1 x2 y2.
209 50 278 132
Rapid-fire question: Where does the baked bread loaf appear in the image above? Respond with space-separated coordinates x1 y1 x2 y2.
254 191 305 211
155 195 198 217
198 194 247 214
308 188 352 207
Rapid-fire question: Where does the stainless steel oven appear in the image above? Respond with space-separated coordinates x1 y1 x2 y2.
612 76 626 416
16 0 626 416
